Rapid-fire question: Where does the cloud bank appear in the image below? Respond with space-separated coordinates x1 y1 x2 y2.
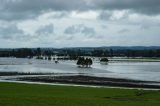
0 0 160 47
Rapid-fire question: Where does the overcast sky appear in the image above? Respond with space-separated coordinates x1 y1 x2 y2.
0 0 160 48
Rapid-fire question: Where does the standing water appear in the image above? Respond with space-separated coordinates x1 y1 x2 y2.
0 58 160 82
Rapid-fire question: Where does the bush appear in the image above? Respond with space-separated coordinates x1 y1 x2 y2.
36 56 43 60
100 58 109 62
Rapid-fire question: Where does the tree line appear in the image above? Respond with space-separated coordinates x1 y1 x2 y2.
0 48 160 58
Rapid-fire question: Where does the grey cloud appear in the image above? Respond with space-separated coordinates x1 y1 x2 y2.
2 0 87 12
92 0 160 15
36 24 54 35
66 36 74 40
55 35 75 41
49 12 68 19
118 29 130 34
140 25 150 30
64 24 96 36
1 0 160 21
0 24 23 39
101 25 108 29
98 11 113 20
0 23 36 41
0 0 87 20
81 27 95 36
98 10 129 21
0 11 37 21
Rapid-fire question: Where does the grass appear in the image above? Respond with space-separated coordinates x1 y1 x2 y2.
0 82 160 106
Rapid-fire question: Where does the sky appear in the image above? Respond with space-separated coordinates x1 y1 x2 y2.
0 0 160 48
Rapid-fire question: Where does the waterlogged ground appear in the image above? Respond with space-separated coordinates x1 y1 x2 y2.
0 58 160 82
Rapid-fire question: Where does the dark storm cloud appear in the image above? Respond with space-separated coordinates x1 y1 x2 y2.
92 0 160 15
0 0 87 20
64 24 96 36
1 0 87 12
0 0 160 20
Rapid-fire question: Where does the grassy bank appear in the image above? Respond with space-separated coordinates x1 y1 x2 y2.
0 82 160 106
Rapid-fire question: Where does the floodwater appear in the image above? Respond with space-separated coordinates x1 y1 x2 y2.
0 58 160 82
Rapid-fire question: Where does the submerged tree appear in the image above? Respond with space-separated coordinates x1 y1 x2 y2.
100 58 109 62
77 57 84 66
48 56 52 60
88 58 93 67
77 57 93 67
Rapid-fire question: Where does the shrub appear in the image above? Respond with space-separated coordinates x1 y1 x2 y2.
100 58 109 62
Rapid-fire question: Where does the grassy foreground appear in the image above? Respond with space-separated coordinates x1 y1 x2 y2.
0 82 160 106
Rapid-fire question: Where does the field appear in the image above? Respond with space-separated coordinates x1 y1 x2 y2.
0 82 160 106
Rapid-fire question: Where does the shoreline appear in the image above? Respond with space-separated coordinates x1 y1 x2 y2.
16 75 160 89
1 80 160 91
1 71 160 89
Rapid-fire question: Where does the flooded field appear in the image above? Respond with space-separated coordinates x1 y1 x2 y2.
0 57 160 82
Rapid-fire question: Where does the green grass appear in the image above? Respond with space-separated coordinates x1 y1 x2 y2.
0 82 160 106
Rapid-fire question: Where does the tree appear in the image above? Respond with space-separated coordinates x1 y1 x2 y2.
85 58 89 67
77 57 82 66
91 49 104 57
77 57 93 67
77 57 85 67
45 57 48 60
36 48 41 56
36 56 43 59
110 49 113 57
48 56 52 60
88 58 93 67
